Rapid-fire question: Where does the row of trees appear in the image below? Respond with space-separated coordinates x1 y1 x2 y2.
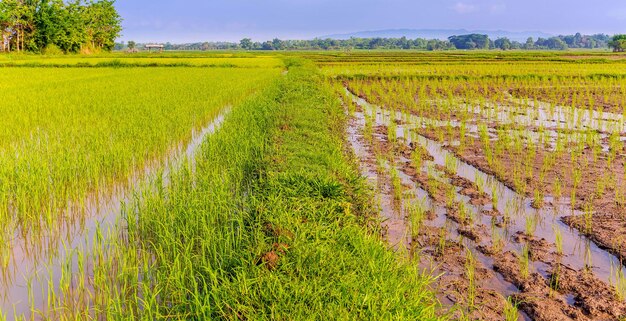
119 33 614 52
0 0 121 53
421 33 608 51
115 41 240 51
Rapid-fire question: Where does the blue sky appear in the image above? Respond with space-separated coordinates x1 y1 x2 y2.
115 0 626 42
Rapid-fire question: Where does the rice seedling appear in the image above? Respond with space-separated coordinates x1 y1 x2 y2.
532 188 545 209
491 226 505 254
445 153 458 174
411 147 423 170
6 60 449 320
475 170 485 194
520 244 531 279
0 66 280 256
491 183 499 205
504 296 519 321
525 215 537 237
550 264 561 293
390 166 403 200
388 116 398 145
611 262 626 300
438 225 448 257
583 201 594 235
8 49 626 320
554 224 564 255
465 249 476 310
408 199 427 238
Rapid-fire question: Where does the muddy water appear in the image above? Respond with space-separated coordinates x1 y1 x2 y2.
351 90 626 280
346 88 626 318
346 99 528 320
347 109 411 249
0 111 229 319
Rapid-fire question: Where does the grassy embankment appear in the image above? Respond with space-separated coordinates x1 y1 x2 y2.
69 59 442 320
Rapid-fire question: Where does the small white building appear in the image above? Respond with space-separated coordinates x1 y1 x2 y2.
145 44 164 52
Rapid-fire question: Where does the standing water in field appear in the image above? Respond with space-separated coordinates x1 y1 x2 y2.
0 110 229 320
344 87 626 320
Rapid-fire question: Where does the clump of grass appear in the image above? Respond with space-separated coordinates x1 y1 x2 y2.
583 201 594 235
520 244 530 279
525 215 537 237
550 264 561 292
611 263 626 301
465 249 476 310
408 200 427 238
553 224 563 255
438 225 448 257
504 296 519 321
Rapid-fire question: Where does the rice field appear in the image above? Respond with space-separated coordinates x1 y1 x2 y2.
2 51 626 320
321 51 626 320
0 58 282 318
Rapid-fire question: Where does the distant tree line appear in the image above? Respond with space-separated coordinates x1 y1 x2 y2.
117 33 617 52
0 0 121 54
115 41 240 51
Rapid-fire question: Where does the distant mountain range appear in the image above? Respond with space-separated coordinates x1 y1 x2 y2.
319 29 554 43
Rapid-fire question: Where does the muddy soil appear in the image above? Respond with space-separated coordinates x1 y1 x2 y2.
345 90 626 321
416 124 626 268
509 87 625 115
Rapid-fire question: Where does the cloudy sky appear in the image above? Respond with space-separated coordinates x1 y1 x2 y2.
115 0 626 42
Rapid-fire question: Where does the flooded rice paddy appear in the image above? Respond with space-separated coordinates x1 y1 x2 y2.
345 88 626 320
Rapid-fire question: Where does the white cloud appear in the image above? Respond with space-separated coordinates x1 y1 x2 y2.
452 2 477 14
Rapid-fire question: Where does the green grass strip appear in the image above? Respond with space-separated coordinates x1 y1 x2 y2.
98 59 442 320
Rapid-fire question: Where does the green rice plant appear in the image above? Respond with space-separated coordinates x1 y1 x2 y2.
445 184 456 208
364 112 374 142
553 178 562 199
438 225 448 257
411 147 423 170
525 215 537 237
504 296 519 321
465 249 476 310
570 188 578 209
19 61 445 320
491 226 504 254
553 224 563 255
550 264 561 294
445 153 458 174
611 263 626 300
616 187 626 211
520 244 530 279
491 183 499 205
388 117 398 145
0 65 280 259
458 202 469 224
390 166 403 201
584 201 594 235
584 242 594 271
408 200 427 238
532 189 544 209
475 170 485 194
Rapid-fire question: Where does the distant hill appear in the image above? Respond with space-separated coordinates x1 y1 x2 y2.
319 29 554 43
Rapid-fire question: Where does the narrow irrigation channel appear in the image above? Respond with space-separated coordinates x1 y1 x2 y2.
343 87 626 321
0 110 229 320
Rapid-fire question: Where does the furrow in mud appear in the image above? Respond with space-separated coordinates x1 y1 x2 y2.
345 89 626 320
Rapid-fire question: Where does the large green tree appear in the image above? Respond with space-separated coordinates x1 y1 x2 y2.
0 0 121 53
609 35 626 52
